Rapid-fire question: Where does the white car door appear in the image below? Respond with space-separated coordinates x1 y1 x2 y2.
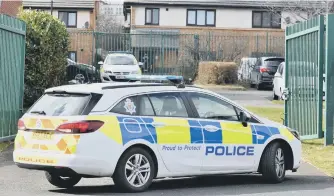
186 92 257 172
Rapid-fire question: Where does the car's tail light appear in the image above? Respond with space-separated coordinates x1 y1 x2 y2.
55 121 104 134
260 67 269 73
18 119 26 131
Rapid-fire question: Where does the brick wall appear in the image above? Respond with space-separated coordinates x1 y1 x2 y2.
0 0 22 17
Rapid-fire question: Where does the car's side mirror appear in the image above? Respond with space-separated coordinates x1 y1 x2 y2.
98 61 104 66
275 72 281 77
138 62 143 67
240 111 251 127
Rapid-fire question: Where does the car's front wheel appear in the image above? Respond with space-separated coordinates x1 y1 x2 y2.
260 142 286 183
45 172 81 188
113 147 155 193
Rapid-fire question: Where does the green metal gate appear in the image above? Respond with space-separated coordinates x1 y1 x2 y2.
284 15 324 140
285 14 334 145
0 15 26 142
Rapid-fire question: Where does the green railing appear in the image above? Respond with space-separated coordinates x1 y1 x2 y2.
285 14 334 145
66 30 285 83
0 15 26 142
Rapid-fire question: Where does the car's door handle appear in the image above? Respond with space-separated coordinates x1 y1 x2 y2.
151 122 165 127
203 125 220 132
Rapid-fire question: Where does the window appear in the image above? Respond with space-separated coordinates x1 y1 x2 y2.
252 11 281 28
187 92 239 121
138 95 155 116
105 54 138 65
28 93 91 116
187 9 215 26
148 93 188 117
58 11 77 28
145 8 159 25
110 96 138 115
68 51 76 62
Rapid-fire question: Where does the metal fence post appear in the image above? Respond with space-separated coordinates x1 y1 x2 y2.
317 15 324 139
325 14 334 145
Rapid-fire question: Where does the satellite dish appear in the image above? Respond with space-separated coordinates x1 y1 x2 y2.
84 21 89 28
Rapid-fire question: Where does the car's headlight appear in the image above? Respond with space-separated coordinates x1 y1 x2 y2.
287 127 300 140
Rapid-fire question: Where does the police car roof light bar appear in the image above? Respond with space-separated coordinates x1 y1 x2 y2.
124 75 185 87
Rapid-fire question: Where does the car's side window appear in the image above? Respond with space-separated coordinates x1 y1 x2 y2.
148 92 189 117
138 95 155 116
110 96 138 115
187 92 239 121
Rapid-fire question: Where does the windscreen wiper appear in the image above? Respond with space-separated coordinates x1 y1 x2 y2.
30 110 46 115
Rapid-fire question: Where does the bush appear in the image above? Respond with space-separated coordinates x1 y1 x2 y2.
196 61 238 85
18 9 69 107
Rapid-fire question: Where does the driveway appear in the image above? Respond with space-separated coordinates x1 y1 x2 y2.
215 89 283 108
0 145 333 196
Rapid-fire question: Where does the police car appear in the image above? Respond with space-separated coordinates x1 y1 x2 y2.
13 75 301 193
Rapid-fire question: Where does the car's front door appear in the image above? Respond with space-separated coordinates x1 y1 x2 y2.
147 92 204 173
185 92 258 172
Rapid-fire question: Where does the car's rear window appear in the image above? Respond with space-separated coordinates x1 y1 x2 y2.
27 93 91 116
264 58 284 66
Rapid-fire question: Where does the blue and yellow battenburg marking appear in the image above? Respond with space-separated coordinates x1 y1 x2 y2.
90 116 295 146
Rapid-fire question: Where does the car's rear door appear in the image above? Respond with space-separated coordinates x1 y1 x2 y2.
185 91 258 172
146 92 204 173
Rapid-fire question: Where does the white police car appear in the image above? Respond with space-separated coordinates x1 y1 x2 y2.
13 75 301 193
99 52 142 82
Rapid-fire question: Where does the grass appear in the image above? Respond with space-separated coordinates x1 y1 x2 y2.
271 100 284 105
246 106 334 177
0 142 10 152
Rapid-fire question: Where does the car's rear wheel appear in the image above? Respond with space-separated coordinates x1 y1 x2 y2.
260 142 286 183
45 172 81 188
113 147 155 193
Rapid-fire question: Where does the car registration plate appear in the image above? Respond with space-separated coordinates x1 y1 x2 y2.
115 75 126 79
32 131 54 140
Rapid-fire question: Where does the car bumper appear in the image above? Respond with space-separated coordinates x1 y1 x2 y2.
13 150 113 177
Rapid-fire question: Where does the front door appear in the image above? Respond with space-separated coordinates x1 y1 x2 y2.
147 92 204 173
185 92 257 172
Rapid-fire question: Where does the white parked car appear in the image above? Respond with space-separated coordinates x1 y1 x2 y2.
99 52 143 82
13 75 301 193
273 62 325 100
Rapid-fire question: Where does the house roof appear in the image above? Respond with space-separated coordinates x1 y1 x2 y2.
22 0 95 9
123 0 327 9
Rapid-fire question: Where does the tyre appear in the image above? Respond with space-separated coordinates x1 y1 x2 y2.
256 83 263 90
273 91 279 100
45 172 81 188
260 142 286 183
113 147 155 193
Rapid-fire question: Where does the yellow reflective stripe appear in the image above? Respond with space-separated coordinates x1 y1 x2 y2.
87 116 123 144
154 118 190 144
279 128 295 141
221 122 253 144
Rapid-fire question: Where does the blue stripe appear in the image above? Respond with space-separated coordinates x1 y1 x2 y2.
117 116 156 145
252 125 271 144
268 127 280 135
188 120 204 144
251 125 258 144
198 120 222 144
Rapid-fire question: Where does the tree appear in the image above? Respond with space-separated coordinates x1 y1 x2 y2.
264 0 334 26
17 8 70 107
96 12 124 33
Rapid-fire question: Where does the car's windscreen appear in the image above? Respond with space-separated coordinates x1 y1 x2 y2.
105 55 137 65
27 93 91 116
